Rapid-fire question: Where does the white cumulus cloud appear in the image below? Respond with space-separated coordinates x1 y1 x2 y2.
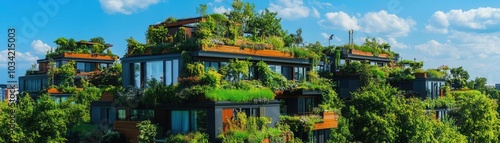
268 0 310 20
318 10 415 38
99 0 160 15
0 50 39 68
359 10 416 37
426 7 500 33
213 6 231 14
31 40 52 54
318 11 360 31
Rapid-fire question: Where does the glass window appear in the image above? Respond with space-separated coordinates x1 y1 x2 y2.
100 63 109 69
171 110 190 134
165 60 172 85
131 109 154 121
173 59 179 84
305 98 316 113
282 66 293 80
118 109 126 120
146 61 164 83
76 62 85 72
294 67 306 81
85 62 96 72
171 110 207 134
133 63 141 88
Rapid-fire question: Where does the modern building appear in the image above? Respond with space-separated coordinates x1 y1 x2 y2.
18 41 118 101
90 17 338 143
0 84 18 101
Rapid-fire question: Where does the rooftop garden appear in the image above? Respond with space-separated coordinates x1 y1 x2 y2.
45 37 117 58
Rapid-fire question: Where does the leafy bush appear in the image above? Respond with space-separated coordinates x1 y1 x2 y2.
166 132 209 143
267 36 284 49
200 68 222 88
255 61 288 91
137 120 157 143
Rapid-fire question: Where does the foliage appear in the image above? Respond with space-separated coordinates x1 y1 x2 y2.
218 112 293 143
0 94 69 142
147 25 170 45
48 37 112 57
200 68 222 88
450 90 500 142
166 132 209 143
327 117 352 143
449 66 470 89
219 58 252 82
205 88 274 102
137 120 158 143
186 62 205 77
70 123 120 143
88 63 122 87
278 115 322 141
255 61 288 91
346 83 402 142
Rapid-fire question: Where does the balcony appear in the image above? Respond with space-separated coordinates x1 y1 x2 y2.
313 111 339 130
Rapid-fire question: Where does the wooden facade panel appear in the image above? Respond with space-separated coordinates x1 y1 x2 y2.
114 120 140 143
222 108 233 132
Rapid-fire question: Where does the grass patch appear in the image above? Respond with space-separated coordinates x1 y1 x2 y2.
205 88 275 102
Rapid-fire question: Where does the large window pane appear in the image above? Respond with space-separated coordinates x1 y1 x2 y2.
173 59 179 84
146 61 164 83
133 63 141 88
165 60 172 85
282 66 293 80
171 110 190 134
77 62 85 72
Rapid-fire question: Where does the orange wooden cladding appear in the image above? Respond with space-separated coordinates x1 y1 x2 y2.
47 87 82 94
114 120 140 143
60 53 118 60
351 49 390 58
100 91 114 101
202 45 294 59
222 108 234 132
313 111 339 130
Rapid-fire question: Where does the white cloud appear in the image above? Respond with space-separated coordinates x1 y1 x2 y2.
213 6 231 14
359 10 416 37
268 0 310 20
312 7 320 18
214 0 223 2
309 1 333 9
383 37 409 49
426 7 500 33
0 50 38 68
318 11 360 31
415 40 461 59
318 10 415 37
448 31 500 55
31 40 52 54
99 0 160 15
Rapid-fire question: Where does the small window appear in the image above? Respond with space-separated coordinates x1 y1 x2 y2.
118 109 126 120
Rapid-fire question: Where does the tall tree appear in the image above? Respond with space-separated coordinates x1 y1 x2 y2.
449 67 470 89
451 90 500 142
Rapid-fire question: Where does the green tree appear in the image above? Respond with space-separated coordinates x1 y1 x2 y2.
449 66 470 89
346 83 402 142
451 90 500 142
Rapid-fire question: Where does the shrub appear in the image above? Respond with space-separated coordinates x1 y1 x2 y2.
137 120 157 143
166 132 209 143
267 36 284 49
200 68 222 88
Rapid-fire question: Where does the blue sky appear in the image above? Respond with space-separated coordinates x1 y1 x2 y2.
1 0 500 84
